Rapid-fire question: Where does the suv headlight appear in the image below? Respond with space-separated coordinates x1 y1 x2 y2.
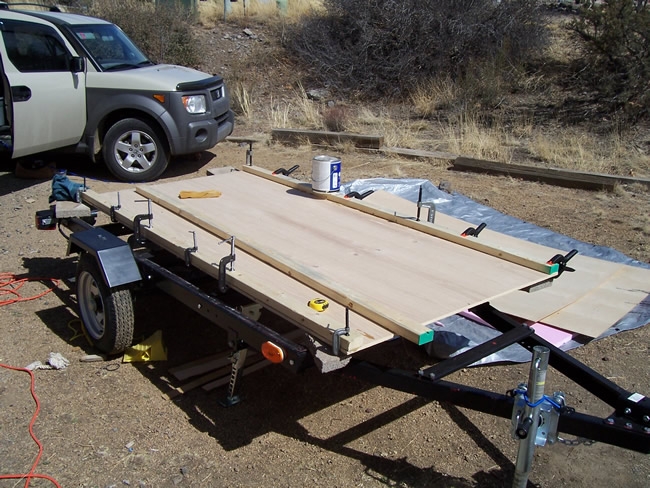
182 95 207 114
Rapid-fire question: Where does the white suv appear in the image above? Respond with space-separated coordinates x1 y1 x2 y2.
0 6 234 181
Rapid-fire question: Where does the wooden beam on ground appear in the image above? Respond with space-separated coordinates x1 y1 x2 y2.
380 147 457 161
271 128 384 149
452 157 650 191
226 136 265 144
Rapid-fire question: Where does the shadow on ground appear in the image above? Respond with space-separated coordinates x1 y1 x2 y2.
20 222 524 488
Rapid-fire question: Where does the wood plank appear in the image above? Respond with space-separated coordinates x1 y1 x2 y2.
169 329 302 381
134 171 555 345
136 182 433 345
361 190 650 337
271 128 384 149
452 157 650 191
539 264 650 336
82 189 395 355
241 165 559 276
380 147 457 161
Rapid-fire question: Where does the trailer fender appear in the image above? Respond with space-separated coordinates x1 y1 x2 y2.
67 228 142 288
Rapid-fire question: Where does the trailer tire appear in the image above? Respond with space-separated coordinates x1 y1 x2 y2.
76 252 135 354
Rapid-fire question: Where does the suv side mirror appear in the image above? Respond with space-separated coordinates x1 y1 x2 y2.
70 56 84 73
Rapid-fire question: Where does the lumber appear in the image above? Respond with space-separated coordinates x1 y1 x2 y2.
169 354 231 381
82 189 394 355
452 157 650 191
380 146 457 161
361 189 650 338
137 181 434 345
169 329 302 381
241 165 559 276
166 363 232 398
133 170 555 346
202 359 271 392
271 128 384 149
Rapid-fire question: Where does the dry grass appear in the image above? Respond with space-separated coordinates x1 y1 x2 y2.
410 78 460 116
529 128 650 176
198 0 322 26
231 83 254 119
442 113 514 162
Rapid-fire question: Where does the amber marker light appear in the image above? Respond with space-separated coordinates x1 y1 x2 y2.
153 94 165 103
261 341 284 364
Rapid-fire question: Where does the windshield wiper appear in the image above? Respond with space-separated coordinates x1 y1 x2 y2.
104 63 139 72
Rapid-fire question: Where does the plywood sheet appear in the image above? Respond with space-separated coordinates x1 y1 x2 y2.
134 170 554 345
82 189 395 355
362 190 650 337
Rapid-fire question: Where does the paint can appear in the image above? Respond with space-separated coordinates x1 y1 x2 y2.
311 155 341 192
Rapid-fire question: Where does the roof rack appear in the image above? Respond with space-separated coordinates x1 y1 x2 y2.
0 2 61 11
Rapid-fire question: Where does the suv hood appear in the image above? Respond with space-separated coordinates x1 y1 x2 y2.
86 64 219 91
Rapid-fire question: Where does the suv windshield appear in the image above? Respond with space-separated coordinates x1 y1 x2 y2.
70 23 151 71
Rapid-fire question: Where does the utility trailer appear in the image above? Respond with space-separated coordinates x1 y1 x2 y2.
37 164 650 486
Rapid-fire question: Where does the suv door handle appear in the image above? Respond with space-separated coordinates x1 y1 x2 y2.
11 86 32 102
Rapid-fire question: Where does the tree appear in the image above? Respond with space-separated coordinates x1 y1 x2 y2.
282 0 548 99
570 0 650 118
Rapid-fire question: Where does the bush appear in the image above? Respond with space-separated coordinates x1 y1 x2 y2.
89 0 200 67
281 0 549 100
570 0 650 119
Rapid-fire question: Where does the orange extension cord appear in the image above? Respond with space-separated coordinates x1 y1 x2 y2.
0 272 60 307
0 272 62 486
0 364 62 488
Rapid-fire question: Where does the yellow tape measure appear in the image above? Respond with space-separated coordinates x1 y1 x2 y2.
308 298 329 312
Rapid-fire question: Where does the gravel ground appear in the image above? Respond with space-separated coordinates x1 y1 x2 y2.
0 142 649 487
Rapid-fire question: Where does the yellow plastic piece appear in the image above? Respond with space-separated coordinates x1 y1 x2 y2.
123 330 167 363
308 298 329 312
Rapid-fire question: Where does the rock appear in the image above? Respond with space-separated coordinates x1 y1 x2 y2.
307 88 329 101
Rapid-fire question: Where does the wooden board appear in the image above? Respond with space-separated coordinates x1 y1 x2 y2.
361 190 650 337
452 157 650 191
134 170 555 345
242 165 559 276
82 189 395 355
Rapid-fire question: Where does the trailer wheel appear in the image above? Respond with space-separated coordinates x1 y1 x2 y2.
76 253 135 354
103 118 169 182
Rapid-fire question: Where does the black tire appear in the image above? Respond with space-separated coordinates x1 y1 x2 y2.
102 117 169 182
76 252 135 354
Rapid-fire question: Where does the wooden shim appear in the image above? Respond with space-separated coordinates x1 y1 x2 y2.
271 128 384 149
241 165 559 276
82 189 394 354
135 183 434 345
452 157 650 191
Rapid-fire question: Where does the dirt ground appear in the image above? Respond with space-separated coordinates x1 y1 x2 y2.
0 139 649 488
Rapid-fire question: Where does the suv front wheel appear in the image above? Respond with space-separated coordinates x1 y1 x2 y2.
103 118 170 182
